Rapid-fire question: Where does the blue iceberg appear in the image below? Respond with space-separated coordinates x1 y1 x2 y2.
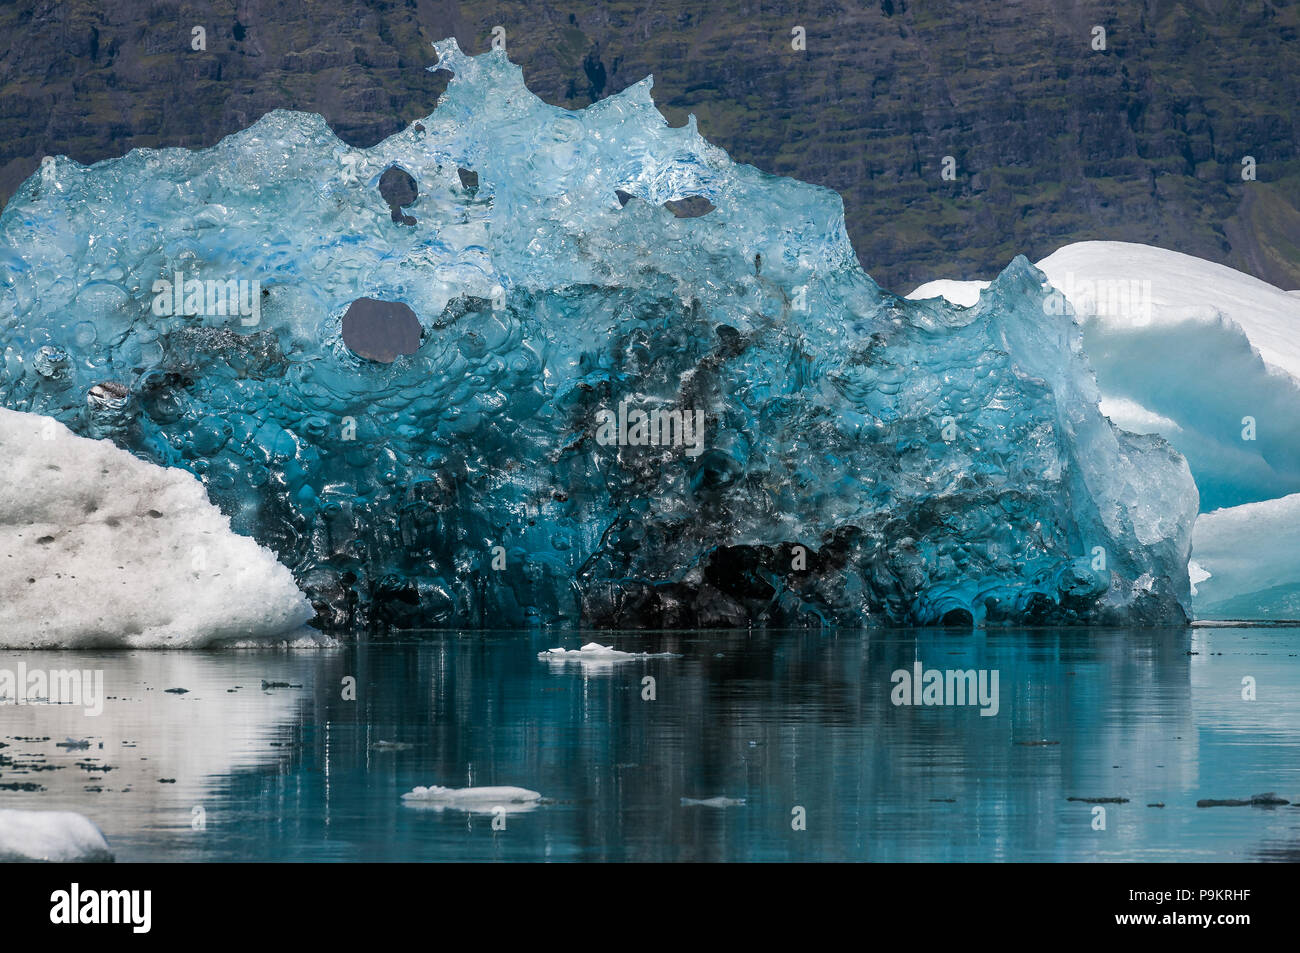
0 39 1197 631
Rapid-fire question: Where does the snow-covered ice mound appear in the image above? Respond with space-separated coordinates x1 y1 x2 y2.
910 242 1300 512
0 809 114 862
906 278 990 308
1039 242 1300 512
1036 242 1300 378
401 785 542 813
0 408 316 647
1190 493 1300 620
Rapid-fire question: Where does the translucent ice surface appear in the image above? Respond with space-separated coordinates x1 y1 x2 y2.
0 40 1197 631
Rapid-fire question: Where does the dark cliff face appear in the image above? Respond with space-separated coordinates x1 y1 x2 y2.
0 0 1296 292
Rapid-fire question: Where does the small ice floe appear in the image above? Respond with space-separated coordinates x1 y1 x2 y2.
1197 792 1291 807
371 741 414 751
681 796 746 808
0 809 114 862
401 785 543 814
537 642 678 668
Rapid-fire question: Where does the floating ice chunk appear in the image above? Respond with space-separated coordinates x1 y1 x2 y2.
0 408 316 648
0 809 114 862
537 642 679 661
220 632 332 648
402 784 541 802
401 785 542 813
1190 493 1300 620
681 796 746 807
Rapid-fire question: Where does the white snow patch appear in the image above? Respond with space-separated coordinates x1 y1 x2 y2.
0 408 316 648
1188 559 1211 597
1098 396 1182 435
0 809 114 862
1037 241 1300 379
905 278 990 308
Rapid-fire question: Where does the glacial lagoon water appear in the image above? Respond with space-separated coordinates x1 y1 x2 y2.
2 626 1298 862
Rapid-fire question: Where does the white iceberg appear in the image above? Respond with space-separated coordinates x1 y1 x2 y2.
1038 242 1300 513
1190 493 1300 620
0 809 114 862
0 408 318 648
909 241 1300 513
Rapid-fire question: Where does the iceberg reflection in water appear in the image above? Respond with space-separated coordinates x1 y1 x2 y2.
2 627 1298 861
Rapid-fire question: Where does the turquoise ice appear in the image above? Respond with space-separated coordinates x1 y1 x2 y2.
0 40 1197 630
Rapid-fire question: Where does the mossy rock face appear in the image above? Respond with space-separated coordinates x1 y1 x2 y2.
0 0 1296 290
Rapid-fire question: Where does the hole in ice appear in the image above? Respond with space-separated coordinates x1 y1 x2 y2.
690 449 742 493
378 165 418 225
457 167 479 190
940 608 974 628
663 195 716 218
379 165 417 207
341 298 423 364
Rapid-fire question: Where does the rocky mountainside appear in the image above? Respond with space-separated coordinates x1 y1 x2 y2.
0 0 1296 292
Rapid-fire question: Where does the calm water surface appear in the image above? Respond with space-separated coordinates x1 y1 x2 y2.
3 626 1299 861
